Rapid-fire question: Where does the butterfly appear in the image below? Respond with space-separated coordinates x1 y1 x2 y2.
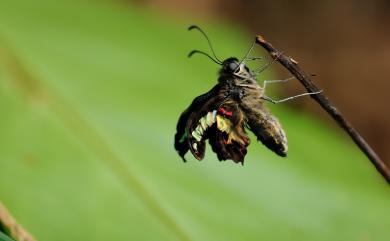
174 26 320 164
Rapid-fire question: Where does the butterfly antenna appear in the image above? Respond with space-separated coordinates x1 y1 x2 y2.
188 25 222 63
188 50 222 65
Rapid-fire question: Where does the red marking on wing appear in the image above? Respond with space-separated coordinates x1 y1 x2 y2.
218 107 233 117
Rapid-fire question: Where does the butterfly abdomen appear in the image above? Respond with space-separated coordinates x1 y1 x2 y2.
242 100 288 157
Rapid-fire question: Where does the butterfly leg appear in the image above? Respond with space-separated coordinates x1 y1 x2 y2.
252 52 284 75
262 74 317 91
246 56 267 61
262 76 296 91
261 90 323 104
239 40 256 63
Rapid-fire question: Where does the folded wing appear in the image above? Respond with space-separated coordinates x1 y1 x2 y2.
174 85 250 163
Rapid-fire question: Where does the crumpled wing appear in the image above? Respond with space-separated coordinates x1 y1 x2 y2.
208 103 249 164
174 84 224 161
174 84 250 163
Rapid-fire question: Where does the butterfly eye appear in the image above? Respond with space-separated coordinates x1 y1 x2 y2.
228 62 239 72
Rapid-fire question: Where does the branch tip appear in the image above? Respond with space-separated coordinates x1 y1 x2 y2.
255 35 266 44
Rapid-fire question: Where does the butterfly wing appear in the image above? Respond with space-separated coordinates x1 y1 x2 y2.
174 83 224 161
174 84 250 163
208 102 249 163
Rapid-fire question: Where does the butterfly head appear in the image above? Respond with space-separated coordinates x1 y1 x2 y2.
221 57 252 79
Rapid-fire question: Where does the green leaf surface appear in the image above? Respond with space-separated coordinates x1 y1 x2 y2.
0 1 389 241
0 231 15 241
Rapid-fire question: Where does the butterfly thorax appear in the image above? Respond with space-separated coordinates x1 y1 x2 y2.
218 57 264 102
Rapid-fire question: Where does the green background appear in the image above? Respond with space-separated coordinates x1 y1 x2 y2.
0 0 389 240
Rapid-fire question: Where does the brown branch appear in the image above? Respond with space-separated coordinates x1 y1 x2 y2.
255 35 390 185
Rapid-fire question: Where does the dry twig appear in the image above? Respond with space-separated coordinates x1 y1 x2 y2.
255 35 390 185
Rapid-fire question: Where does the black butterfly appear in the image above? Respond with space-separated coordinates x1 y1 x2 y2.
174 26 319 164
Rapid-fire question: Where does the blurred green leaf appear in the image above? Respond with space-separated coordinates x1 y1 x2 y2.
0 1 389 241
0 232 15 241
